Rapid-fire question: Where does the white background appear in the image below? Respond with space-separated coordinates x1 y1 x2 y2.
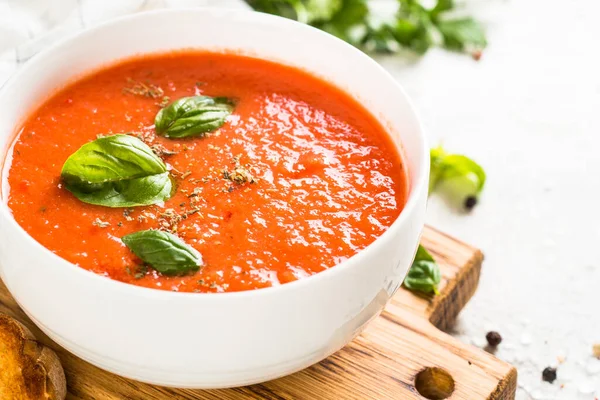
384 0 600 398
1 0 599 399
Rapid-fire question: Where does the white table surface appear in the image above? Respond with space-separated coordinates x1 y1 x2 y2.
1 0 599 399
377 0 600 398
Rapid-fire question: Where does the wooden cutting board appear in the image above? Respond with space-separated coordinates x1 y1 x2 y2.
0 226 517 399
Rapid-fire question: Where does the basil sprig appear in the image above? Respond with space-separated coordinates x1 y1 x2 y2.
404 245 441 295
248 0 486 59
155 96 234 138
429 146 485 211
122 230 202 276
61 134 173 207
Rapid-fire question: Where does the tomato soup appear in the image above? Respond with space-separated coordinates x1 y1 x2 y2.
6 52 408 293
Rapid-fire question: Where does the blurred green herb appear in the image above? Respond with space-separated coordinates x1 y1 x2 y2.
403 245 441 295
247 0 486 58
429 145 486 211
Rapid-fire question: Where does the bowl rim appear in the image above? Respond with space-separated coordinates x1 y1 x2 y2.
0 7 429 300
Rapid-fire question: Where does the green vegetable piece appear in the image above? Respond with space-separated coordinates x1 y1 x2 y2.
61 134 173 207
66 172 173 208
122 230 203 276
437 17 487 52
439 154 485 191
429 146 485 210
61 134 166 185
404 245 441 295
155 96 234 139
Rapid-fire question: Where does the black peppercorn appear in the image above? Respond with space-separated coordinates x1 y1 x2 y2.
464 195 478 210
486 331 502 347
542 367 557 383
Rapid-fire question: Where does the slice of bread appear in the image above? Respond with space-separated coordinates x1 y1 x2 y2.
0 313 66 400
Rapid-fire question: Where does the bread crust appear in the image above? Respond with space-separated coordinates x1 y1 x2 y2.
0 313 66 400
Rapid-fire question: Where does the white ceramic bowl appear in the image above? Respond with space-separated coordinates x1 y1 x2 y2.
0 9 428 388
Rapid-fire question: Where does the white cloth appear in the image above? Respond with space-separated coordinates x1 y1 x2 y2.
0 0 249 86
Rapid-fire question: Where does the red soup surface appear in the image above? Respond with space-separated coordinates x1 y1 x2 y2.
7 52 408 293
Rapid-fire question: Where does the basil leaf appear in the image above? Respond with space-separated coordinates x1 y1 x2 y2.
61 134 166 185
122 230 203 276
314 0 368 45
250 0 367 45
305 0 343 23
61 134 173 207
392 2 437 55
439 155 486 191
361 24 401 54
404 245 441 295
437 17 487 52
429 145 447 192
248 0 342 24
247 0 486 58
66 172 173 208
154 96 234 138
429 0 454 20
414 244 435 263
246 0 301 21
429 146 485 211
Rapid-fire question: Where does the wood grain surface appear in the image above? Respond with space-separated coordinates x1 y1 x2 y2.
0 226 517 399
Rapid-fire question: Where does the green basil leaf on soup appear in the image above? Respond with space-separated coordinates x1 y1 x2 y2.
403 245 441 295
66 172 173 208
154 96 234 138
121 230 202 276
61 134 173 207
